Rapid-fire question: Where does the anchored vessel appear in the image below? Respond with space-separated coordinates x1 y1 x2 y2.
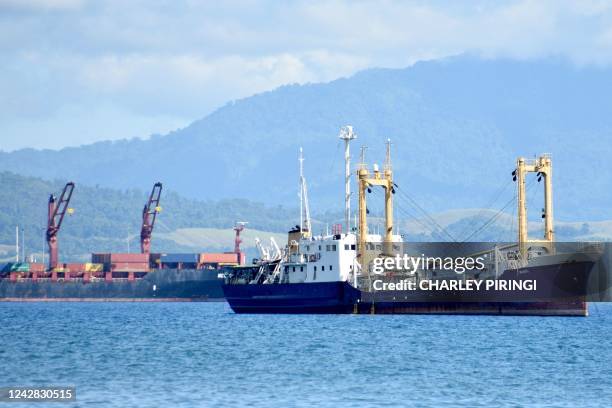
223 127 597 316
0 183 245 301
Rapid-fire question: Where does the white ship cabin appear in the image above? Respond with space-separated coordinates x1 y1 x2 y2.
281 232 402 284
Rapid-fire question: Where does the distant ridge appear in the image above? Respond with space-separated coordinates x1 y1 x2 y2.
2 56 611 220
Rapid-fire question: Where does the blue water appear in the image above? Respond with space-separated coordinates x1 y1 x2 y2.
1 303 612 407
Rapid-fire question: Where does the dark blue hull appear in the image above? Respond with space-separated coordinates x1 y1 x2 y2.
223 260 594 316
223 281 588 315
222 281 361 313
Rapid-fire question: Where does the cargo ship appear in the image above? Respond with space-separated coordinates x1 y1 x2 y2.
0 182 246 301
223 126 599 316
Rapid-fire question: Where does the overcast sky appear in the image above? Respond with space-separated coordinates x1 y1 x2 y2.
1 0 612 151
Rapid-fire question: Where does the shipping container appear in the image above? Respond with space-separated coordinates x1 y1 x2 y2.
110 253 149 263
149 253 162 266
199 253 240 264
85 263 104 272
29 263 45 273
111 262 149 272
66 263 86 273
160 253 199 263
92 253 111 264
10 262 30 272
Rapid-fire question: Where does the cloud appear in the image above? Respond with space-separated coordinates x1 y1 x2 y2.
0 0 83 12
2 0 612 150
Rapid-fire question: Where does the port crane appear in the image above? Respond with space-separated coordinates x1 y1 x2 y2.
140 182 162 255
234 222 247 254
47 182 75 270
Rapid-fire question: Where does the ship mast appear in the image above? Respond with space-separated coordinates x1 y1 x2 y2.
357 141 394 282
339 126 356 234
383 139 393 254
514 154 554 257
299 148 312 238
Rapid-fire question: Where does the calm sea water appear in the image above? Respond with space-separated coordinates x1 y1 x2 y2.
1 302 611 407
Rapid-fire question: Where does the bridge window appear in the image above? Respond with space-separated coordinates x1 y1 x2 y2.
329 265 333 271
322 266 325 271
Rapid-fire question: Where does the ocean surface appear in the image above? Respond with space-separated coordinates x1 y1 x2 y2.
1 302 611 407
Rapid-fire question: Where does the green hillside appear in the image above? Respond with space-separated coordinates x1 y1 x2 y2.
0 171 304 262
1 170 608 263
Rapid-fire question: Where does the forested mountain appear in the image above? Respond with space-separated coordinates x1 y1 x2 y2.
1 56 612 220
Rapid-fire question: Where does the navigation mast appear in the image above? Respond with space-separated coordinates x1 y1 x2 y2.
339 125 356 233
299 148 312 238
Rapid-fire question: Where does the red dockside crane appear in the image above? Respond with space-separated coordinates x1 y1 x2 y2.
234 222 247 253
140 182 162 255
233 222 247 265
47 182 75 270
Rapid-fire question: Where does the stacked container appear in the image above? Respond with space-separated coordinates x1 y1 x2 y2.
199 253 241 266
110 254 149 272
91 253 149 272
160 253 199 269
29 263 45 273
149 253 162 269
66 263 86 274
85 263 104 273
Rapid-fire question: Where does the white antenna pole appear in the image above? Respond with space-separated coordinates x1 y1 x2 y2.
299 147 304 233
21 227 25 261
303 176 312 236
42 227 46 265
299 147 312 236
339 126 356 234
15 226 19 262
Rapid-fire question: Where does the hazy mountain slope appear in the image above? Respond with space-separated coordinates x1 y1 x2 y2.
2 56 612 220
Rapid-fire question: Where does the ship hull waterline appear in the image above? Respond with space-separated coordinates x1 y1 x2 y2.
223 262 594 316
223 281 588 316
0 268 225 302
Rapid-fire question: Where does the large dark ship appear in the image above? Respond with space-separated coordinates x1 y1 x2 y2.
0 267 226 301
223 127 601 316
0 182 246 301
